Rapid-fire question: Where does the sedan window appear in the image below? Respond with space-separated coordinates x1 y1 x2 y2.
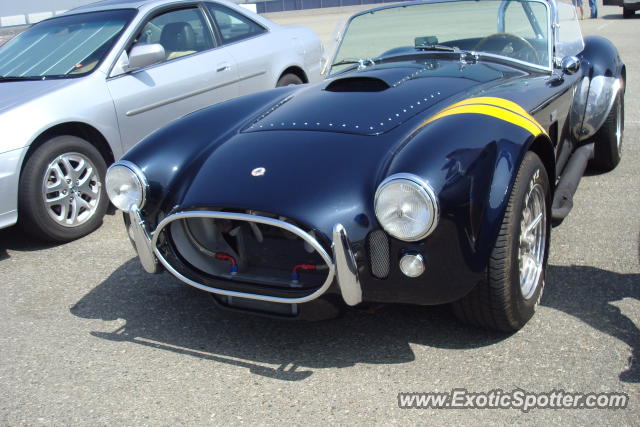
205 4 266 44
132 7 214 61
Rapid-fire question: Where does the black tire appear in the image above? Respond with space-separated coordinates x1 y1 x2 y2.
452 152 551 332
18 135 108 243
276 73 304 87
623 6 634 18
591 93 624 172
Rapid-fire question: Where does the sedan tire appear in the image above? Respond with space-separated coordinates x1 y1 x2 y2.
452 152 550 332
18 136 108 242
276 73 304 87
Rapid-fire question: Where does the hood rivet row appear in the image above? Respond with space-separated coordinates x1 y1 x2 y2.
245 89 442 134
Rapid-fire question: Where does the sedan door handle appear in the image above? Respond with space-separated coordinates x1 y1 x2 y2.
217 63 230 72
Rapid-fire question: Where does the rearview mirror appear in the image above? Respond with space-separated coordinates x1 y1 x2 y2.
561 56 581 75
127 44 165 71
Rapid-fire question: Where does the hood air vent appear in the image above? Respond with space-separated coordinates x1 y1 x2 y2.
325 77 390 93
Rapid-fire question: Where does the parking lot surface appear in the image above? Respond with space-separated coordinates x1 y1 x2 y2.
1 6 639 425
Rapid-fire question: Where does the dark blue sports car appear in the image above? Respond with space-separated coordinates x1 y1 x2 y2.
105 0 625 331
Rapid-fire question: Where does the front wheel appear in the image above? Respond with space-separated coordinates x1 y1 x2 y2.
623 6 634 18
452 152 550 332
18 135 108 242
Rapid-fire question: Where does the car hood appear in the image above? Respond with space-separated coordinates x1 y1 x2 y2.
0 79 80 114
174 61 523 237
242 60 509 136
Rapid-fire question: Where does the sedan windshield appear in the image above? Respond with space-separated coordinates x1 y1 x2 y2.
331 0 549 74
0 9 135 80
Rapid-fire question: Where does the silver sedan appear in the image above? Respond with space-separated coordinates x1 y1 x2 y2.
0 0 322 242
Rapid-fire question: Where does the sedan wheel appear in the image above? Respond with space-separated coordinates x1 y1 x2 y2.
19 136 108 242
276 73 304 87
43 152 102 227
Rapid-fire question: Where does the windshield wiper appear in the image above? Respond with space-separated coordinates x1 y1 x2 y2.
331 59 360 67
0 75 47 82
415 44 458 52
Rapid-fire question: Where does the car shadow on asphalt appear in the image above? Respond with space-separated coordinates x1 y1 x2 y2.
0 208 118 258
602 13 640 19
70 259 638 383
69 258 506 381
0 225 57 257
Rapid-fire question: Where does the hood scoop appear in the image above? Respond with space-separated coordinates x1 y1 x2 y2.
324 76 390 92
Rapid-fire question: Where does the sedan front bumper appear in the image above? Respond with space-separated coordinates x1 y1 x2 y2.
0 146 28 230
127 208 363 306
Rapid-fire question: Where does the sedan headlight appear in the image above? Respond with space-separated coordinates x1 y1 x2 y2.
105 161 147 212
374 174 439 241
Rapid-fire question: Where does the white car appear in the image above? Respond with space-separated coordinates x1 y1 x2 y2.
0 0 322 242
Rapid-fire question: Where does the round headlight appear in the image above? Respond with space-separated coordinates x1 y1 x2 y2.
105 162 147 212
374 174 438 241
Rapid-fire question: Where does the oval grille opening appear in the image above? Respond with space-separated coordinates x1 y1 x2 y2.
166 215 330 290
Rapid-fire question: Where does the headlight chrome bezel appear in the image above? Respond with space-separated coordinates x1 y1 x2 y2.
374 173 439 242
106 160 148 212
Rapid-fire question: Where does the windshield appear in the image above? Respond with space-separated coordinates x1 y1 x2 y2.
330 0 550 74
0 9 135 80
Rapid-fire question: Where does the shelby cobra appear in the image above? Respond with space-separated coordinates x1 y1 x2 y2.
106 0 625 331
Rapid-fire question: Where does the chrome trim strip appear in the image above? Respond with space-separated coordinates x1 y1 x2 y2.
128 207 159 274
150 211 336 304
332 224 362 306
125 71 266 116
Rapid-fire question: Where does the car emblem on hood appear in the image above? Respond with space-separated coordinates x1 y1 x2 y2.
251 167 266 177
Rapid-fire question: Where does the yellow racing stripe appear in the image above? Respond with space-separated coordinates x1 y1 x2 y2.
417 97 547 136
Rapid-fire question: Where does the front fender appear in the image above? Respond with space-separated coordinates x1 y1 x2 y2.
385 112 549 280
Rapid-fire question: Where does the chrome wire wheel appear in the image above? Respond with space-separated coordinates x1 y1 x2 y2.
42 152 102 227
518 181 547 300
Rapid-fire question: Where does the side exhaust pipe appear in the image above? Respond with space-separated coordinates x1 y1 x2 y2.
551 143 594 221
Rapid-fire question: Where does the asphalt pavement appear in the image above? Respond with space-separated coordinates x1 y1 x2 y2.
0 5 638 425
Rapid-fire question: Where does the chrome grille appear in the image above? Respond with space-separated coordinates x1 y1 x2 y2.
150 210 336 304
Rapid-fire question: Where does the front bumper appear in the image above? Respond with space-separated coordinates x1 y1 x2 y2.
0 146 28 230
128 208 363 306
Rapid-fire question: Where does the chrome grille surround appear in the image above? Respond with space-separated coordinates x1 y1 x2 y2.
150 210 336 304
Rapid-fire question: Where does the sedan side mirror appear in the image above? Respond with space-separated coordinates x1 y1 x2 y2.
561 56 581 75
127 43 166 71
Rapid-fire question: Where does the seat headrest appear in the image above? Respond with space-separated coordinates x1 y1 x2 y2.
160 22 195 52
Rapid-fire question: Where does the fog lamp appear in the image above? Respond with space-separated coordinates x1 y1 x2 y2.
399 253 425 278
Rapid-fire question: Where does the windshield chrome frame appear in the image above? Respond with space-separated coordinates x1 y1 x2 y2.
328 0 554 76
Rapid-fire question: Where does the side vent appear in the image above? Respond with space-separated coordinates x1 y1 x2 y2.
368 230 390 279
325 77 390 93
